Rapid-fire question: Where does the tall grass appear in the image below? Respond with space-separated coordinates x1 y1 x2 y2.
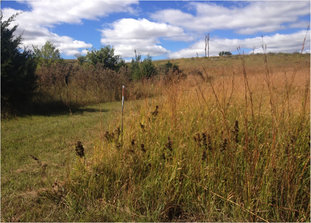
34 63 129 113
50 54 309 221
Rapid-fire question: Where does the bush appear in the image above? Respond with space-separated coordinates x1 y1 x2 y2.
159 61 182 75
131 53 157 80
219 51 232 56
141 55 157 78
1 14 37 115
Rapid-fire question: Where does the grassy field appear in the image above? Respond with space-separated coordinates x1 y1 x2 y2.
1 102 123 221
1 54 310 221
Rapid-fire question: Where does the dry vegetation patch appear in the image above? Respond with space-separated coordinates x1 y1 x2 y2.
62 54 310 221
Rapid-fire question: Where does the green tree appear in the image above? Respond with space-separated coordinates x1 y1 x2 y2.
76 55 86 65
131 51 142 80
84 46 125 71
219 51 232 56
1 14 37 114
141 55 157 79
33 41 61 66
161 61 181 75
131 52 157 80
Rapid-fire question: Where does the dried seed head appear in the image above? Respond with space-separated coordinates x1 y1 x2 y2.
140 122 145 130
141 144 146 153
221 138 228 152
115 127 121 137
202 132 207 150
104 131 110 141
165 137 173 152
162 152 166 160
75 141 85 158
207 134 212 151
151 105 159 116
194 133 202 147
202 150 207 161
234 120 239 143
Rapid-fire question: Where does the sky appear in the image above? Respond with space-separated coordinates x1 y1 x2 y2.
2 0 310 61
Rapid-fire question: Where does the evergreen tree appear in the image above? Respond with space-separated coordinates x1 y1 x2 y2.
131 52 157 80
141 55 157 79
1 14 37 113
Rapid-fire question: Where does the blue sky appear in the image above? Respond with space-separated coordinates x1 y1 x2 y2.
2 0 310 60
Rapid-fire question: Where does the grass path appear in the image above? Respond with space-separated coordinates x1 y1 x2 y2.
1 102 122 221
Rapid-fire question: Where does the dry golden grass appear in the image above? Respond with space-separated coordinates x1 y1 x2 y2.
2 53 309 222
64 54 310 221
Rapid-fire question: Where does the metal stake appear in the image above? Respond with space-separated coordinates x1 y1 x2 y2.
121 85 125 145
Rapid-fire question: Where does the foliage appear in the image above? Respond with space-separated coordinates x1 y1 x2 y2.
1 14 37 114
33 41 62 66
80 46 125 71
131 52 142 80
131 53 157 80
159 60 182 75
219 51 232 56
76 55 86 65
141 55 157 78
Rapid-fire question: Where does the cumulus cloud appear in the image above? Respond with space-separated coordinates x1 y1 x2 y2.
2 0 138 56
152 1 310 34
168 30 310 58
7 0 138 26
101 18 191 58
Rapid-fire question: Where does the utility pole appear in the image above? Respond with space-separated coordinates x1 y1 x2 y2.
205 33 210 58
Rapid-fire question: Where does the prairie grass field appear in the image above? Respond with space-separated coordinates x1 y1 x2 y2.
1 53 310 221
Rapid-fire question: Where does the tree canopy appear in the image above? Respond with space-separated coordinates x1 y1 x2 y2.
80 46 125 71
33 41 62 66
219 51 232 56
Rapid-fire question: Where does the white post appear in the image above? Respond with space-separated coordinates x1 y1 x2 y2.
121 85 125 145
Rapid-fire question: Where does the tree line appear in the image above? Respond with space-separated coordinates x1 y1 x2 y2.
1 15 181 116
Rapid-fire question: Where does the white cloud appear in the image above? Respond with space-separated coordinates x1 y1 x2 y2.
2 0 138 56
101 18 191 58
152 1 310 34
10 0 138 26
168 30 310 59
289 21 310 29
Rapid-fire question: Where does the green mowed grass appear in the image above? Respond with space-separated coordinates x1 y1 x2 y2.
1 102 122 221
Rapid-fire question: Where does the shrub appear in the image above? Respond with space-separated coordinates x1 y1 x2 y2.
131 53 157 80
159 61 182 75
141 55 157 78
219 51 232 56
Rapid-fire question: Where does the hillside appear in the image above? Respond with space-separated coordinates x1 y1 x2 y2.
2 53 310 221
